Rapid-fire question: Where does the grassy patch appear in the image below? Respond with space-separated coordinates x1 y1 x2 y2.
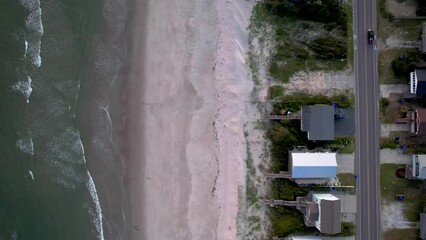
378 0 392 20
380 164 424 202
244 130 258 205
380 97 394 123
380 137 398 149
326 136 355 153
336 222 356 237
254 2 351 82
344 4 354 69
272 92 354 115
392 19 424 41
383 228 419 240
268 85 284 100
378 49 410 84
339 173 356 187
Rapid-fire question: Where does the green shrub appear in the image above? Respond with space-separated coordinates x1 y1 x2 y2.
380 98 390 109
271 178 309 200
308 37 347 59
268 85 285 100
270 206 313 237
391 59 412 78
264 0 347 30
380 138 398 149
339 222 356 236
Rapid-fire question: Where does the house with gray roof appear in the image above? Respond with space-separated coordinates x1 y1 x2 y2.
301 105 335 140
301 105 354 141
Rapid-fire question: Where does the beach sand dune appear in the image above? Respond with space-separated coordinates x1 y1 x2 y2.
124 0 254 239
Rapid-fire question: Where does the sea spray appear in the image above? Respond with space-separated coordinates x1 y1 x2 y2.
11 76 32 101
87 172 105 240
16 129 34 155
20 0 43 67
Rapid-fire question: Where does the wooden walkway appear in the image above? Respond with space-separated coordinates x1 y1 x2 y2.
265 113 301 120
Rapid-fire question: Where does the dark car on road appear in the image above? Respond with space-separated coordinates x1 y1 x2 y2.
368 29 375 44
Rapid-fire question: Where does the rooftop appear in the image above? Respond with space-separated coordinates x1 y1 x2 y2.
301 105 334 141
291 152 337 179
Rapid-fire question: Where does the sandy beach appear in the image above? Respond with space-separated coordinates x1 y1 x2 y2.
123 0 254 239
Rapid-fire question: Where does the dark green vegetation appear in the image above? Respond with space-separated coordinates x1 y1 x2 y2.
268 85 284 100
380 164 426 221
380 137 398 149
264 0 347 30
270 178 309 200
383 229 419 240
256 0 352 82
391 49 423 79
271 92 353 115
270 206 314 237
337 222 356 237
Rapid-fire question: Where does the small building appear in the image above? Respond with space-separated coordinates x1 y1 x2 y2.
411 155 426 179
411 108 426 135
312 193 342 235
301 105 335 141
301 105 355 141
291 152 337 179
264 193 342 236
410 69 426 96
421 213 426 239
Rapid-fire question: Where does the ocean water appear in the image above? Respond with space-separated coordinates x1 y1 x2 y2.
0 0 129 239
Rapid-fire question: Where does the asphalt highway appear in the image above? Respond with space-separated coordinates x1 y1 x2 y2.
353 0 382 239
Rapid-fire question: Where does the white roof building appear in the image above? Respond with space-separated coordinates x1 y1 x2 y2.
291 152 337 179
412 155 426 179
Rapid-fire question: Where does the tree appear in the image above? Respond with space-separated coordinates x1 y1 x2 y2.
391 59 411 78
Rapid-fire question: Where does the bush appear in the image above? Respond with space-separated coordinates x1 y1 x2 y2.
308 37 347 59
391 59 411 78
268 85 285 100
380 98 390 109
380 137 398 149
339 222 356 236
271 179 309 200
263 0 347 30
270 207 313 237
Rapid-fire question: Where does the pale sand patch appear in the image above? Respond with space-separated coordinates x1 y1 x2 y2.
126 0 256 239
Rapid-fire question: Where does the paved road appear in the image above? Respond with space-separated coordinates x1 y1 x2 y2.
353 0 382 239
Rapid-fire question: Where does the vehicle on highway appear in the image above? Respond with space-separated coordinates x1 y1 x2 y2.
368 29 375 44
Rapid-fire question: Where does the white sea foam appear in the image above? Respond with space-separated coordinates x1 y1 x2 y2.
28 170 34 180
27 41 42 67
87 172 105 240
45 128 88 190
20 0 43 67
24 40 28 57
11 76 33 100
16 132 34 155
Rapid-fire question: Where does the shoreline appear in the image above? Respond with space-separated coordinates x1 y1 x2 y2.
119 0 149 239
